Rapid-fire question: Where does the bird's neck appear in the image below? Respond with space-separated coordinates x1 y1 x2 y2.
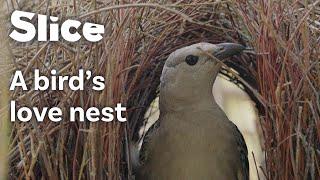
159 78 219 113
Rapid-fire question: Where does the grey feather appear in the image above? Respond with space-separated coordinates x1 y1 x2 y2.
136 42 248 180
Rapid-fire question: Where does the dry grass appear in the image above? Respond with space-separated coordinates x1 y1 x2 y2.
2 0 319 179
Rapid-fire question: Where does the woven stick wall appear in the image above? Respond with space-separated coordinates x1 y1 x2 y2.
235 1 320 179
4 0 319 179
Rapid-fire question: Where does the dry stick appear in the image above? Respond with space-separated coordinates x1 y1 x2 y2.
78 138 89 180
72 127 81 180
22 42 49 77
17 136 29 179
27 135 41 177
199 47 267 108
296 106 303 179
252 152 261 180
124 123 133 180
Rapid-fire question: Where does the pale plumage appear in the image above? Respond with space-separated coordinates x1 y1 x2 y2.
135 42 248 180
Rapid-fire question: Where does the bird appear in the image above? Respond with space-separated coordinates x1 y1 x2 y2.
133 42 249 180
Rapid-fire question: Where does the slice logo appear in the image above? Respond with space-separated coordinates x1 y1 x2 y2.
9 10 104 42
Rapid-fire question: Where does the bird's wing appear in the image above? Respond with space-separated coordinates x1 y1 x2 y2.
139 119 160 165
232 123 249 180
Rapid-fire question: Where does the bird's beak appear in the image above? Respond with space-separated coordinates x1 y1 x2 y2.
213 43 245 59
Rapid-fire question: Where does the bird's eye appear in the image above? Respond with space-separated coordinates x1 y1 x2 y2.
185 55 199 66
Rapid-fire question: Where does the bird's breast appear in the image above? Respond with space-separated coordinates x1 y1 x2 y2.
140 112 240 180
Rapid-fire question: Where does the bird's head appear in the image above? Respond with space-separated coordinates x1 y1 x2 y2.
160 42 244 110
